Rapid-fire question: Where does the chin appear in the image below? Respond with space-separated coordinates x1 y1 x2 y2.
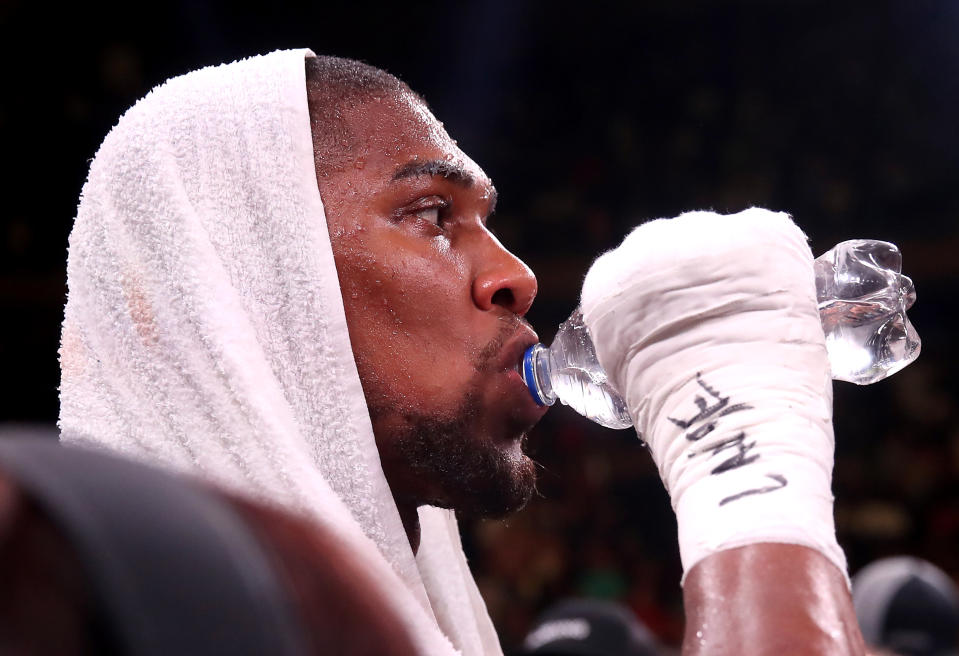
399 431 537 519
374 386 539 519
444 448 537 520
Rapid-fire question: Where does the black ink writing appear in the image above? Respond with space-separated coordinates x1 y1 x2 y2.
667 373 753 440
707 432 760 474
687 421 716 442
667 373 790 506
719 474 788 506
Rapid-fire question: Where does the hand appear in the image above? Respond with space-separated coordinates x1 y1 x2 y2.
581 208 865 654
581 208 843 579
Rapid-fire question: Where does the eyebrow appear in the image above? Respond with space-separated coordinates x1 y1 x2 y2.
391 159 475 185
391 159 498 215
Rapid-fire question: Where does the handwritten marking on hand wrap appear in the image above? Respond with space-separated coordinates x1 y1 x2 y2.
719 474 788 506
667 373 788 506
666 373 753 433
704 432 759 474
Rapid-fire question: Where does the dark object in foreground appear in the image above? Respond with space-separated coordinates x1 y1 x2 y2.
0 437 419 656
519 597 661 656
853 556 959 656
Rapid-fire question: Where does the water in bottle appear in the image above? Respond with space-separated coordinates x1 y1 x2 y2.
520 239 920 430
521 309 633 429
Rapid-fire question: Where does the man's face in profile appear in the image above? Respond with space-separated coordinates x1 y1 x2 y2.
313 91 547 519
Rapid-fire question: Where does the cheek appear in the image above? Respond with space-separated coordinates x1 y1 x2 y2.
338 233 465 324
333 231 477 397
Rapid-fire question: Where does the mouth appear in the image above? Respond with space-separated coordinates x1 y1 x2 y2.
494 325 550 421
472 318 548 427
497 325 541 375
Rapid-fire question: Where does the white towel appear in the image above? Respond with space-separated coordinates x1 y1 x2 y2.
60 48 502 656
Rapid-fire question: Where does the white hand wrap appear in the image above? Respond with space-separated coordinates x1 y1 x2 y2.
581 208 847 583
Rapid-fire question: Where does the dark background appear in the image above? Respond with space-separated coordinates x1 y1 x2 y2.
2 0 958 650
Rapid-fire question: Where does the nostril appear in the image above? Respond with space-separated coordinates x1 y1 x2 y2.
490 288 515 310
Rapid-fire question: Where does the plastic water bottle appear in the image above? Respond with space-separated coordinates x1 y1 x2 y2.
520 240 921 429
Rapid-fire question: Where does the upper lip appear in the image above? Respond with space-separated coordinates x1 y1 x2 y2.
497 322 541 374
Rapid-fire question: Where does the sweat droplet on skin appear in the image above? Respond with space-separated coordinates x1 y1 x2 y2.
432 234 451 253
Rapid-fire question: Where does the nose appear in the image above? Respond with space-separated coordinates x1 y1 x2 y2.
472 231 538 316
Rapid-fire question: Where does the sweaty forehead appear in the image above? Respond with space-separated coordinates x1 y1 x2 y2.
341 92 491 188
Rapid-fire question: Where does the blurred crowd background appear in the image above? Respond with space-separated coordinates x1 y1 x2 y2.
2 0 957 651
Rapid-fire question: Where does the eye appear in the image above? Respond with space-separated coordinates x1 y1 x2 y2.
412 206 441 225
403 196 451 227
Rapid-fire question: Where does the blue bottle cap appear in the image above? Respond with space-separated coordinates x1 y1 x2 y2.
522 344 548 406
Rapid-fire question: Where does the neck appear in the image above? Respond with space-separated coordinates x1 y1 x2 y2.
394 500 421 554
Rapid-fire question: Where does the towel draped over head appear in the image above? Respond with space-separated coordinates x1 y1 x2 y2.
60 48 501 656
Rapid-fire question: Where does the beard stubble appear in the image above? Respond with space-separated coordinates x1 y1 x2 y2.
367 318 538 518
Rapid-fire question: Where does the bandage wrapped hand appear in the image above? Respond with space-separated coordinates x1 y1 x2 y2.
581 208 846 583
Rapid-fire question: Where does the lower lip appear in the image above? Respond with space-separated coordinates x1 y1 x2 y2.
505 366 527 389
505 368 548 415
